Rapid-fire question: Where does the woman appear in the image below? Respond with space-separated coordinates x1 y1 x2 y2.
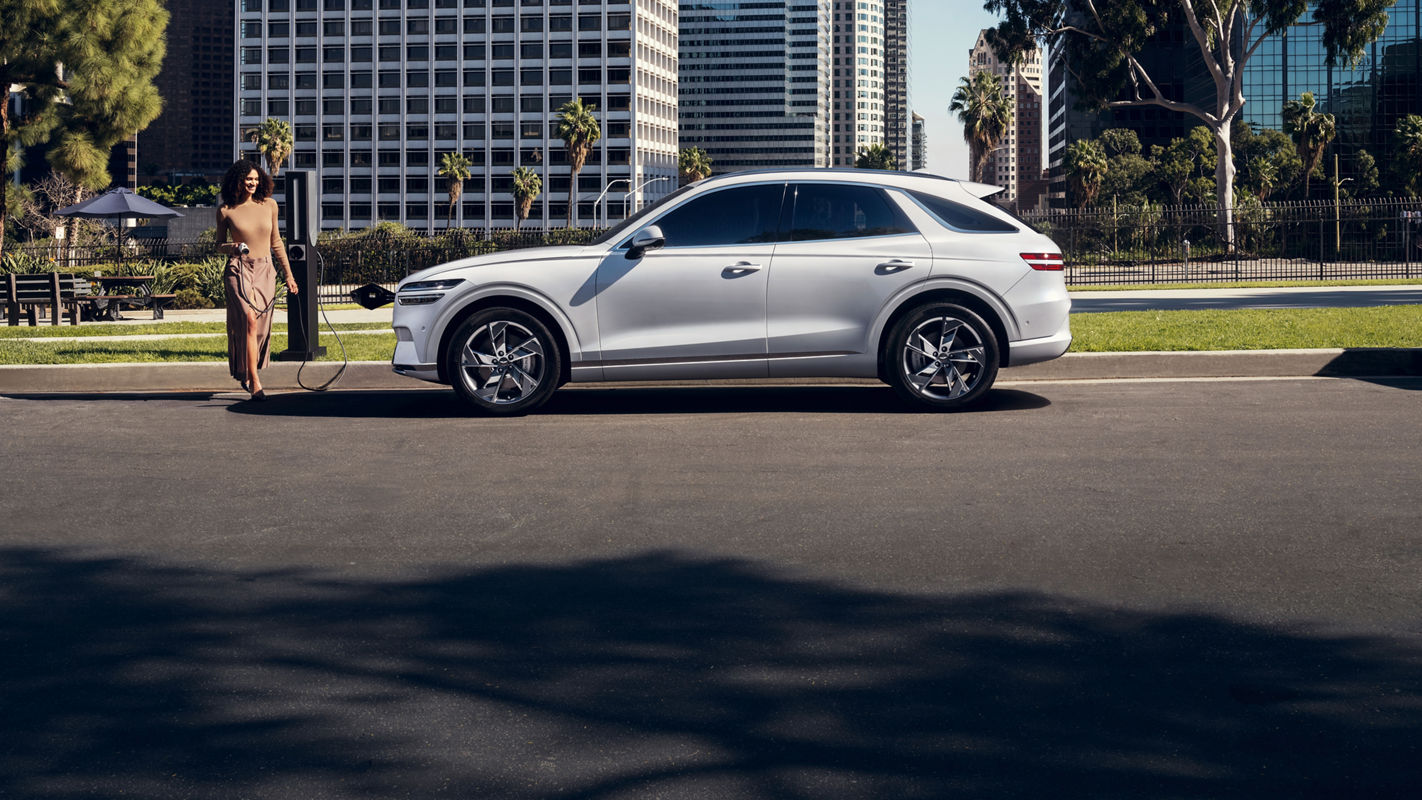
215 159 297 400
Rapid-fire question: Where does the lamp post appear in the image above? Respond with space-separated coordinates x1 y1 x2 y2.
622 176 672 220
593 179 631 229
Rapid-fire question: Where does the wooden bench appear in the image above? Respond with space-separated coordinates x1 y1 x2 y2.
3 272 178 323
3 272 82 326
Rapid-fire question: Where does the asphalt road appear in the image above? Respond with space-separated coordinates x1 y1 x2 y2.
3 378 1420 799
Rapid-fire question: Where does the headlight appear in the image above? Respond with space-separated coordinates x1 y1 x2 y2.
399 278 464 292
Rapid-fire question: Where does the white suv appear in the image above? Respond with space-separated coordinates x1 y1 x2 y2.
392 169 1070 414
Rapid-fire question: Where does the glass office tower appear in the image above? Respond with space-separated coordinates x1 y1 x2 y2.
1242 0 1421 171
678 0 832 174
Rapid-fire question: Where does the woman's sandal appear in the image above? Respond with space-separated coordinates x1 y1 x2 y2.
250 389 268 402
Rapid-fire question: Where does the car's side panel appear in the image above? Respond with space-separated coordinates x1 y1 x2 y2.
765 233 931 361
587 244 773 379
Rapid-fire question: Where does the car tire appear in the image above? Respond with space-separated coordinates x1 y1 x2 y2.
884 302 1000 410
446 308 562 416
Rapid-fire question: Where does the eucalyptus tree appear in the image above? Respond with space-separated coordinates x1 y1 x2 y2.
555 98 601 227
985 0 1395 247
1281 92 1336 197
0 0 167 254
949 70 1014 184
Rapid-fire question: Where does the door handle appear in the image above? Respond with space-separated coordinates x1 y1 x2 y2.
722 262 763 276
875 259 915 274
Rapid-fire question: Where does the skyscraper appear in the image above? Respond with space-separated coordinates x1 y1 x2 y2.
236 0 679 231
678 1 832 174
831 0 883 166
139 0 235 184
910 110 925 171
882 0 910 169
968 30 1043 210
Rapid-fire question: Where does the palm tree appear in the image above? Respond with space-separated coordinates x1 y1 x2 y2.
437 152 472 227
1248 155 1280 202
1281 92 1336 198
949 71 1013 184
1394 115 1422 196
555 98 601 227
854 142 897 171
1063 139 1107 209
678 147 713 185
248 118 293 177
512 166 543 231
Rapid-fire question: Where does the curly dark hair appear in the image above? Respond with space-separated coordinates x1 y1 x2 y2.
220 159 274 207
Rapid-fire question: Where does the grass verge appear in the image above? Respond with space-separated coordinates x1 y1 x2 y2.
2 306 1419 365
1070 305 1422 351
1070 277 1422 292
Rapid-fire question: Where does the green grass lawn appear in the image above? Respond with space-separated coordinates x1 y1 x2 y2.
2 305 1419 365
0 321 388 339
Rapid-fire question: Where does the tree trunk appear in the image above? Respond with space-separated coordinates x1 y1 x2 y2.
567 167 579 228
0 97 9 258
1214 122 1236 251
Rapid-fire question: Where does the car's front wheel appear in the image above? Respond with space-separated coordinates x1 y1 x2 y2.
885 303 1000 410
447 308 562 416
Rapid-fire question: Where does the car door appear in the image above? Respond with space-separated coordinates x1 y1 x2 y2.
592 182 786 379
766 182 930 372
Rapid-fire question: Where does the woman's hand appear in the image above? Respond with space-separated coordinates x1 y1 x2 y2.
286 274 299 295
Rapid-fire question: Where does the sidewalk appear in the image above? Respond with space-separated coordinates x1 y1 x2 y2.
3 287 1419 394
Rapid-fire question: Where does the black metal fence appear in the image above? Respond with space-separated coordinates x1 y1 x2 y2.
6 201 1422 295
1021 198 1422 285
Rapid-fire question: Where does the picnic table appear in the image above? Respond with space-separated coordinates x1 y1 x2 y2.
89 275 175 321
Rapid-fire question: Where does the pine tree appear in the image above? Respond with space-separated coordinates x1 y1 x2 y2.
0 0 167 254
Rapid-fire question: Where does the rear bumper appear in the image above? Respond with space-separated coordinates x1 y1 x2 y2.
1007 329 1072 367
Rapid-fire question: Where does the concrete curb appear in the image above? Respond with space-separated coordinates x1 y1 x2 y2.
2 349 1419 394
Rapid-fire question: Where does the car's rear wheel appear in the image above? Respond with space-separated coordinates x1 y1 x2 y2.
885 303 999 410
447 308 562 416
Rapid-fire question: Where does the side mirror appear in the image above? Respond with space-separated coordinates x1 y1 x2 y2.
626 225 666 259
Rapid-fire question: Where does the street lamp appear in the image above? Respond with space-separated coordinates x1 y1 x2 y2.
592 179 631 228
621 176 672 220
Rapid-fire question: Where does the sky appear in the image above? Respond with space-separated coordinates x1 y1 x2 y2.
909 0 1001 178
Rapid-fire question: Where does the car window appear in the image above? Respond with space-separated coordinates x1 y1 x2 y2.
907 189 1019 233
786 183 917 241
649 184 786 247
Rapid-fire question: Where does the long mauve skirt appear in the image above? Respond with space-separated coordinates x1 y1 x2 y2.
225 255 277 382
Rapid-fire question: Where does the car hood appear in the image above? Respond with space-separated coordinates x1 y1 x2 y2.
398 245 600 287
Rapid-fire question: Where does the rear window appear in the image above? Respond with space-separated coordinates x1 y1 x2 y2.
907 190 1019 233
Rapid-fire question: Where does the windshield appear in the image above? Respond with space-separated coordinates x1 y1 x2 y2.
590 182 700 246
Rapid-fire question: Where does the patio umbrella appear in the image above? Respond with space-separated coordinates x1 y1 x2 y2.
54 187 184 271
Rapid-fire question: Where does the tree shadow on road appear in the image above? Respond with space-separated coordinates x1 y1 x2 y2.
223 385 1052 418
2 547 1417 799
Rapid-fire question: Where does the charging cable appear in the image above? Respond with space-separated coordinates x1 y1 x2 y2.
293 245 349 392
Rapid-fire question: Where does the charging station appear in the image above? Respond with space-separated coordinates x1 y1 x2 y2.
276 170 326 361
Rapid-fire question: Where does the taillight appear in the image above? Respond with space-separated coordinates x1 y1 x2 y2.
1021 253 1064 271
